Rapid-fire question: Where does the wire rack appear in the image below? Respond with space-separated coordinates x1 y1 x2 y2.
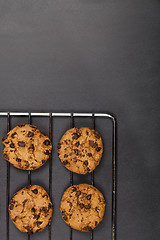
0 112 116 240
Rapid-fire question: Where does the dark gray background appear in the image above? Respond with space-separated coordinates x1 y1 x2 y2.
0 0 160 240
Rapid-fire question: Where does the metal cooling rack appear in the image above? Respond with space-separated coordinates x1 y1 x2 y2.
0 112 116 240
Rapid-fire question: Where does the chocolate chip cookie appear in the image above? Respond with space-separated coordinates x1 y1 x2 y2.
9 185 53 234
60 184 105 232
2 124 52 170
57 127 103 174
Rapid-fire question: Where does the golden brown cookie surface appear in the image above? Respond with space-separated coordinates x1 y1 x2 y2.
60 184 105 232
9 185 53 234
2 124 52 170
57 127 103 174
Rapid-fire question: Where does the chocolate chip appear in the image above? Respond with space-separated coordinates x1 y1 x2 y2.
33 213 40 220
81 193 87 198
31 166 36 170
42 207 48 213
85 204 91 209
76 191 81 197
95 207 98 212
22 199 28 207
31 189 38 194
42 194 48 198
3 154 9 160
63 160 69 165
83 160 88 166
77 203 84 209
5 141 9 144
72 157 77 162
87 167 90 172
42 160 46 164
31 207 36 213
44 150 50 155
10 143 15 148
36 228 41 232
72 133 80 140
11 132 17 138
95 221 98 226
10 204 14 210
75 141 80 147
83 226 92 232
87 153 92 157
72 187 77 192
18 141 25 147
94 131 101 139
62 211 68 221
64 154 68 158
89 140 97 148
74 149 79 155
57 143 61 149
36 221 43 227
43 140 50 146
2 134 8 141
86 131 89 135
86 194 91 200
48 203 52 209
28 131 34 137
24 226 33 234
67 201 72 207
96 147 101 152
98 197 102 202
13 216 17 222
28 144 34 151
18 124 25 127
25 162 30 168
76 128 82 134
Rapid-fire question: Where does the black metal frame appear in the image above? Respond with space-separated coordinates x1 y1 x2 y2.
2 112 116 240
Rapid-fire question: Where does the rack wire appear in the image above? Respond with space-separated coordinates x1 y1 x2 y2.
1 112 116 240
28 113 31 240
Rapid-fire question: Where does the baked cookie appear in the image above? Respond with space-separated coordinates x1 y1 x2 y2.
60 184 105 232
9 185 53 234
2 124 52 170
57 127 103 174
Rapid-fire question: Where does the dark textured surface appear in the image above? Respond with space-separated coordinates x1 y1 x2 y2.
0 0 160 239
